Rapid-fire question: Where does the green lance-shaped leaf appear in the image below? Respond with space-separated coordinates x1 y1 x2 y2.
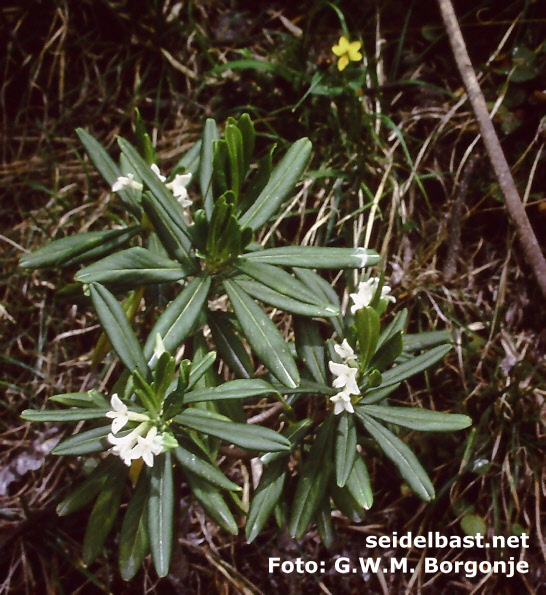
143 276 211 361
335 413 357 487
315 497 334 549
187 351 217 389
200 119 220 218
117 137 192 245
376 308 408 352
289 415 335 538
76 247 189 288
355 411 435 501
295 317 327 385
19 227 141 269
238 137 312 230
345 455 374 510
360 405 472 432
294 267 343 335
370 331 403 372
208 312 253 379
148 452 174 578
119 469 150 581
246 460 287 543
52 425 111 456
260 418 312 465
237 113 255 171
174 445 240 491
380 344 452 387
49 389 108 408
403 329 452 352
141 192 195 266
82 463 129 565
57 456 121 517
233 259 337 311
172 139 201 178
134 108 156 164
240 246 380 269
174 408 290 452
185 470 238 534
234 278 338 318
21 408 110 422
356 307 380 370
183 378 279 404
132 370 161 415
240 143 274 213
89 283 148 376
330 482 366 523
359 382 401 405
224 119 244 201
76 128 141 218
223 279 300 388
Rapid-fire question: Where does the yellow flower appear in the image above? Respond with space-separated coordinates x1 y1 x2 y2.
332 36 362 71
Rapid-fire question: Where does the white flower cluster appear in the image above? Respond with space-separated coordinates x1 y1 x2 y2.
106 394 165 467
112 163 192 208
349 277 395 314
328 339 359 415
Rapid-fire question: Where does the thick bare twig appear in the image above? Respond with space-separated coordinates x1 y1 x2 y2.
437 0 546 300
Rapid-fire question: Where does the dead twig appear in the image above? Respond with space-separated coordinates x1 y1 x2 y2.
437 0 546 300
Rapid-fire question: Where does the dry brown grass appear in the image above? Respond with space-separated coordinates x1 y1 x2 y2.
1 0 545 592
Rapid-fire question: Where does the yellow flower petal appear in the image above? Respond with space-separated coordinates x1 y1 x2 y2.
348 41 362 61
337 55 349 71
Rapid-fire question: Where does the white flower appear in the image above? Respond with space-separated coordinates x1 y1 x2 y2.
131 426 164 467
330 391 355 415
328 361 360 395
166 173 192 207
112 173 143 193
105 394 149 434
349 277 395 314
108 422 149 466
151 163 166 182
334 339 357 364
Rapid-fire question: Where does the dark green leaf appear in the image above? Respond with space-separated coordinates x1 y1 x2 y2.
52 425 111 456
49 390 108 408
289 416 335 538
208 312 253 379
235 277 338 318
184 379 278 403
200 119 220 218
355 412 435 501
360 404 472 432
119 469 150 581
238 138 312 230
345 455 373 510
82 463 128 565
57 456 121 516
148 452 174 577
380 344 452 387
315 497 334 548
356 306 380 370
335 413 357 487
77 128 141 218
174 408 290 452
89 283 148 376
234 259 337 310
20 227 140 269
295 317 327 384
224 279 299 388
21 408 110 422
246 460 287 543
241 246 380 268
76 247 188 287
185 470 238 534
174 445 240 491
144 276 211 361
